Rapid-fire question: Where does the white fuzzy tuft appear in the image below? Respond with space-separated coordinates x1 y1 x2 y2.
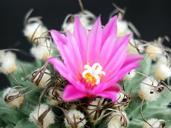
108 110 129 128
139 76 160 101
0 51 17 74
154 63 171 80
62 10 96 33
117 20 132 37
64 109 86 128
23 19 48 43
143 118 165 128
145 44 163 60
30 40 52 61
29 104 55 128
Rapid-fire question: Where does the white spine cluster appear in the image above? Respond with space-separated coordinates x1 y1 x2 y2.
0 51 17 74
29 104 55 128
64 109 86 128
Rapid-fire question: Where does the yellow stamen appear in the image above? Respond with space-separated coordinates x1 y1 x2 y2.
82 63 105 86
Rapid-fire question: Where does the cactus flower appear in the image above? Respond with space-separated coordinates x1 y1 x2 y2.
49 16 142 102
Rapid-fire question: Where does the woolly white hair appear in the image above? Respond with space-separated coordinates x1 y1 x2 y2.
0 51 16 74
139 76 160 101
23 18 48 43
62 10 96 33
29 104 55 128
30 40 52 61
145 44 163 60
64 109 86 128
117 20 132 37
154 63 171 80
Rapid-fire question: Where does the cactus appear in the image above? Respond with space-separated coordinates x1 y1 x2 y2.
0 6 171 128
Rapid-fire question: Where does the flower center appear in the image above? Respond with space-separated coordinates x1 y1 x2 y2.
82 63 105 86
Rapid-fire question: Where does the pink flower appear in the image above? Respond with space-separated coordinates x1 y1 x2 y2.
48 16 143 102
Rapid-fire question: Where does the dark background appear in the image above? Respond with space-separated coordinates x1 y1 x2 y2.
0 0 171 89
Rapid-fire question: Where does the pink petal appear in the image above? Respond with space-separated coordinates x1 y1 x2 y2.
48 57 73 83
74 17 88 64
96 85 120 102
51 30 81 78
99 35 117 66
93 82 121 94
66 33 83 73
103 35 130 79
106 58 142 86
50 30 67 46
102 16 117 44
63 84 86 102
87 17 102 64
122 54 143 67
